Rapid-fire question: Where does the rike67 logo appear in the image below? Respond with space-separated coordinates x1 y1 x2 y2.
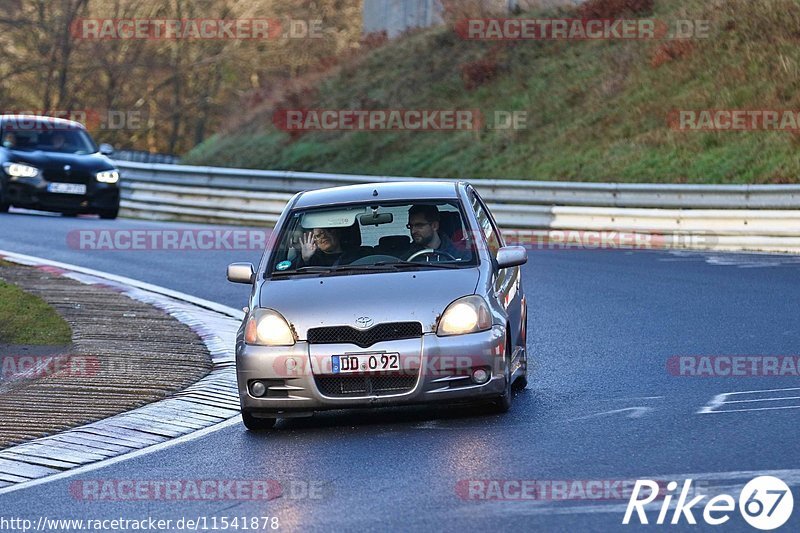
623 476 794 530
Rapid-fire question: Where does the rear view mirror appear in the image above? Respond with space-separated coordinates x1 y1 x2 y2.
359 212 393 226
227 262 255 284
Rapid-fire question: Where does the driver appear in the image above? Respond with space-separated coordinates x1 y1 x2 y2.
404 204 465 260
50 132 67 150
2 132 16 148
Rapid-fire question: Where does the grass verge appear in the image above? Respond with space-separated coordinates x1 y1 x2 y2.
0 266 72 345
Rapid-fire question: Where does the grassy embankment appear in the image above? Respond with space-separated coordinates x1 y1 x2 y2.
185 0 800 184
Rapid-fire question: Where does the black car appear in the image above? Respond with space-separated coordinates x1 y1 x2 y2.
0 115 120 219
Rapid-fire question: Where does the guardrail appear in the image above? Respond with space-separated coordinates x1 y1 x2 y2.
113 150 181 165
115 161 800 253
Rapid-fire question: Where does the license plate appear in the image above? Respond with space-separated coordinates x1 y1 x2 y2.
332 353 400 374
47 183 86 195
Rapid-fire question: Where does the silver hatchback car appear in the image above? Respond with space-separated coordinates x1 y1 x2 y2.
227 181 528 430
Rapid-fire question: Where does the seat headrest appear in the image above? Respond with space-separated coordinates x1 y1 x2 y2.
379 235 410 249
438 211 465 241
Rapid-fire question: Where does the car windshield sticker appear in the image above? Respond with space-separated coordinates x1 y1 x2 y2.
276 261 292 271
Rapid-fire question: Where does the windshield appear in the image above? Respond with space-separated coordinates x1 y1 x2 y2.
267 200 477 278
1 125 98 154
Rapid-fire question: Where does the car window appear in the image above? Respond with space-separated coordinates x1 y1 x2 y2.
266 200 477 277
469 190 502 258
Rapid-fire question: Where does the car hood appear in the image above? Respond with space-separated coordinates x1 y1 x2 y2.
259 268 480 338
6 150 114 173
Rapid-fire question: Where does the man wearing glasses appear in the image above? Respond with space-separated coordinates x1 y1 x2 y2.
405 204 467 261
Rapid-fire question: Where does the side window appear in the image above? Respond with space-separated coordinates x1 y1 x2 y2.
469 191 501 258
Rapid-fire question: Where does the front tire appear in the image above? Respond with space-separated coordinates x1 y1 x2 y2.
0 202 8 213
241 411 276 431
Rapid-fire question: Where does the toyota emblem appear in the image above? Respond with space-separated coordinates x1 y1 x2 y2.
355 316 373 329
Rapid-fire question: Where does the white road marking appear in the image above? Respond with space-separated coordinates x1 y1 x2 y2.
0 418 241 496
600 396 664 402
725 395 800 404
698 387 800 414
568 407 652 421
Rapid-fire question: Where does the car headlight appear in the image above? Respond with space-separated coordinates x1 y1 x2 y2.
437 295 492 336
244 308 296 346
96 169 119 184
3 162 39 178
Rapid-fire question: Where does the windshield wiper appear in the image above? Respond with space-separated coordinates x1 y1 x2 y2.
270 261 466 277
372 261 464 270
270 266 334 277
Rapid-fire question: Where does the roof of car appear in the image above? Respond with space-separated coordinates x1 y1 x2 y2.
0 114 86 130
293 181 463 209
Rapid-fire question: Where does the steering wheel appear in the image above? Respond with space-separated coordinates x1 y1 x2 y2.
407 248 457 262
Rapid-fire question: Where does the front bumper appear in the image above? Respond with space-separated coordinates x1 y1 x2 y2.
236 326 507 417
2 177 119 213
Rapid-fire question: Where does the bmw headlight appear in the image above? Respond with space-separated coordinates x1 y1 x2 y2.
96 169 119 184
3 162 39 178
437 295 492 336
244 308 296 346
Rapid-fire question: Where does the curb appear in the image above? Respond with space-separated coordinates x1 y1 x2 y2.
0 250 243 495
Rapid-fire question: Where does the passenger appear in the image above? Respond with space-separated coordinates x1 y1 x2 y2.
296 226 359 267
405 204 466 260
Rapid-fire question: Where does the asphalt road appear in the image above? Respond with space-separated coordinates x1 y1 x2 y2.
1 209 799 532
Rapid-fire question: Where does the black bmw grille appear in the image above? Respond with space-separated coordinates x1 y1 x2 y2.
315 374 417 397
307 322 422 348
43 167 93 184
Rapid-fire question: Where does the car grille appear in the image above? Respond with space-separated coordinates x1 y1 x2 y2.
315 374 418 397
43 168 93 184
307 322 422 348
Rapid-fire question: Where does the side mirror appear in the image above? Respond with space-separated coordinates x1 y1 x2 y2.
99 143 114 156
496 246 527 269
227 262 255 284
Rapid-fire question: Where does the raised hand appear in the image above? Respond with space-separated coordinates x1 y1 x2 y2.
301 231 318 262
